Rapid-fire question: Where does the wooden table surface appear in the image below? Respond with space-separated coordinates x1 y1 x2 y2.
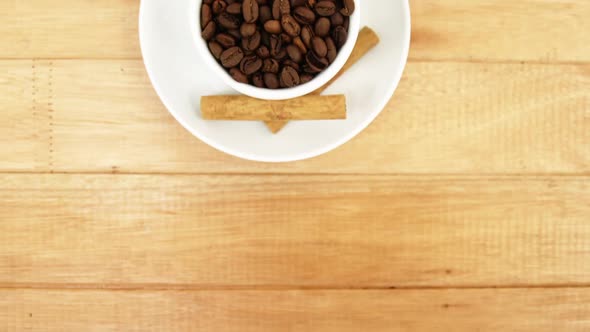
1 0 590 331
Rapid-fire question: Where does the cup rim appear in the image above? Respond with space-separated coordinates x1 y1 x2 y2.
191 0 361 100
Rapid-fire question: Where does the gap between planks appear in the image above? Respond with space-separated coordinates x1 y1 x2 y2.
3 57 590 66
2 283 590 292
1 171 590 177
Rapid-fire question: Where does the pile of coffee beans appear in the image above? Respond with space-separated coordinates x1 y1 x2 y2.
201 0 355 89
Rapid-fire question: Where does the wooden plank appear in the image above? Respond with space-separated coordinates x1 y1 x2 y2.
44 60 590 173
1 174 588 287
2 60 587 174
411 0 590 63
0 0 139 59
0 60 49 171
1 288 589 331
1 1 589 62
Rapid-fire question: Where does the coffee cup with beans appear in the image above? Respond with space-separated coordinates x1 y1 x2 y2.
193 0 360 100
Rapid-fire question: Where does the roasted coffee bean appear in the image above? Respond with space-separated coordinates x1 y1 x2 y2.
201 21 216 41
212 0 227 14
201 4 212 28
240 55 263 74
300 73 314 84
240 23 257 37
241 31 261 51
263 58 280 73
281 15 301 37
272 0 281 19
301 25 314 48
286 44 303 63
279 33 291 45
315 1 336 16
279 0 291 15
227 29 242 39
216 33 236 48
256 45 270 58
293 6 315 25
220 46 244 67
264 73 280 89
269 34 282 57
293 36 307 54
330 12 344 26
305 50 328 72
242 0 259 23
252 72 265 87
283 59 300 71
201 0 354 89
340 0 355 16
264 20 282 34
229 67 249 83
314 17 330 37
332 25 347 49
280 66 300 87
311 36 327 57
325 36 337 63
217 12 241 30
208 41 224 59
274 48 288 60
226 2 242 15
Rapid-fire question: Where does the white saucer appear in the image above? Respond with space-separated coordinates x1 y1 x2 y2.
139 0 411 162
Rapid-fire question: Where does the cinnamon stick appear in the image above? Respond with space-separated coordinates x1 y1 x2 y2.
265 26 380 133
201 95 346 121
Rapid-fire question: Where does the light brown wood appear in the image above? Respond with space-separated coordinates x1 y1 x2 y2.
1 174 588 287
411 0 590 63
2 1 589 63
0 0 139 59
2 0 590 330
201 95 347 120
1 288 589 331
2 60 587 174
0 60 48 171
265 26 380 132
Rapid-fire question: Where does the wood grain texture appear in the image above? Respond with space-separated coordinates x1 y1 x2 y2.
2 0 590 329
0 0 139 59
1 1 589 63
3 60 584 174
0 61 47 171
1 174 588 287
411 0 590 63
1 288 589 331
